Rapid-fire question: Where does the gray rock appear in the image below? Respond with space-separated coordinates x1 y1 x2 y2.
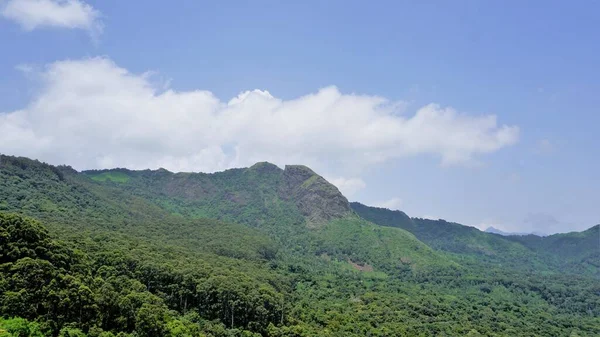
281 165 352 227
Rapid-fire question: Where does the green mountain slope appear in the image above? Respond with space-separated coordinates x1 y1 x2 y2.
0 212 288 337
315 217 456 272
0 155 279 262
81 162 352 230
351 202 599 276
505 225 600 275
79 160 450 271
1 154 599 336
506 225 599 259
0 155 452 272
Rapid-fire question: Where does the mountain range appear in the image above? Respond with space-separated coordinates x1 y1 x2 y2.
0 154 598 337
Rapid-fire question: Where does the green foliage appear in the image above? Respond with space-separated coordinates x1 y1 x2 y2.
59 326 87 337
1 154 599 336
87 172 130 183
315 217 455 272
506 225 600 276
0 213 286 336
349 202 414 229
0 317 44 337
352 202 600 276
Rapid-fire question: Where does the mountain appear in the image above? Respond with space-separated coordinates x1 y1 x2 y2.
351 202 599 276
505 225 600 275
485 226 547 237
81 162 353 229
1 154 599 337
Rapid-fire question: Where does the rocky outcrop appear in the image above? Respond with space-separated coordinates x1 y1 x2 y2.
281 165 352 227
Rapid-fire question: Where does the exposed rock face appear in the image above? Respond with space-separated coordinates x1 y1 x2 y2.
281 165 352 227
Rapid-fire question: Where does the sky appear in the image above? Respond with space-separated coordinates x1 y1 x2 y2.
0 0 598 234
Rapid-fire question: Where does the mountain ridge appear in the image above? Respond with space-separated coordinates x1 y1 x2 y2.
1 154 448 271
351 202 599 277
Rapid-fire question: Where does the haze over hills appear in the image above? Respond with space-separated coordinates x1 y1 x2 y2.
0 154 599 336
484 226 547 237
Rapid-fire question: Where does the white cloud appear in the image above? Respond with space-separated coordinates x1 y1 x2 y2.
15 63 34 73
375 197 403 210
1 0 101 35
0 57 519 174
328 177 366 197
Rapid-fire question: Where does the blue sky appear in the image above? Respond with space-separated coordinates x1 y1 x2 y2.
1 0 598 233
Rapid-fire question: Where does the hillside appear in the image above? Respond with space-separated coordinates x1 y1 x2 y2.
81 162 352 228
351 202 600 276
505 225 600 276
1 154 599 336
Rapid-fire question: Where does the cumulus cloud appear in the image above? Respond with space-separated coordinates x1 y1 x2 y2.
328 177 366 197
1 0 101 35
375 197 403 210
0 57 519 174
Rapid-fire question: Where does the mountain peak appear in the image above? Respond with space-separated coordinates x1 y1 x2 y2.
282 165 352 227
246 161 282 175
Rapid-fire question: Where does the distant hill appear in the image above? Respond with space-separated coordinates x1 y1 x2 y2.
505 225 600 275
351 202 599 276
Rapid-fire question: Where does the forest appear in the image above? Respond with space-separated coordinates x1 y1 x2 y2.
0 154 599 336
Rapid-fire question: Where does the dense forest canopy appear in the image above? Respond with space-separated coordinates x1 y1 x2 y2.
1 154 599 336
